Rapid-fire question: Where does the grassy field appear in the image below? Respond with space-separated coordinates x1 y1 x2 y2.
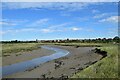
71 44 118 78
39 42 108 47
2 43 41 57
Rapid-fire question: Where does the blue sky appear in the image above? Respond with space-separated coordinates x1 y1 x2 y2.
1 2 119 41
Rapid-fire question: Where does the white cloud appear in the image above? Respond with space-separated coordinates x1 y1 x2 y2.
99 16 119 23
71 27 82 31
41 26 83 33
1 28 36 35
2 2 92 11
37 23 83 33
0 19 28 26
41 29 53 33
40 23 69 33
49 23 69 29
1 21 92 35
1 0 119 2
0 21 5 25
1 23 69 34
93 12 117 19
33 18 49 24
27 18 49 27
0 21 17 26
93 13 107 19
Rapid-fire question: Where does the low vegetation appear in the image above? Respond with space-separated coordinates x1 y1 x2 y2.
71 44 118 78
2 43 41 57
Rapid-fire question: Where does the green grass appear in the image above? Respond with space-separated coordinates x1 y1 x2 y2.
40 42 106 47
2 43 41 57
71 44 118 78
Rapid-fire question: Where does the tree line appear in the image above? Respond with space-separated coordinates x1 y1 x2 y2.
1 36 120 44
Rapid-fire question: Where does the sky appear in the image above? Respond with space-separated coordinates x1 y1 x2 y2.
1 2 119 41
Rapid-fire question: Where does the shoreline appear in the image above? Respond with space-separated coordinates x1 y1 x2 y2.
4 45 103 78
3 46 55 66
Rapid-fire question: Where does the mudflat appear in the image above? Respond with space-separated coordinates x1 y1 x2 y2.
3 47 55 66
4 45 103 78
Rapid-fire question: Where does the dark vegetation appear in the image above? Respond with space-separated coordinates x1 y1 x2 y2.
93 48 107 58
1 36 120 44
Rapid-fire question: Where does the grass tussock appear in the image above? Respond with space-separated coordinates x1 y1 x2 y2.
71 44 118 78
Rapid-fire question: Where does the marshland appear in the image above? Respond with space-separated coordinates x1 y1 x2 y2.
1 37 119 78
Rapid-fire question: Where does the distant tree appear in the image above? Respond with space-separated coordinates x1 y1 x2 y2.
67 38 69 41
10 40 18 43
113 36 120 43
102 38 107 43
97 38 102 43
107 38 113 43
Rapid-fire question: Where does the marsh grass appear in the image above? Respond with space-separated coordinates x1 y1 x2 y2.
71 44 118 78
39 43 105 47
2 43 41 57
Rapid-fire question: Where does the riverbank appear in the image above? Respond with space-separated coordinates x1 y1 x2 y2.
71 45 118 78
2 43 41 57
3 47 55 66
4 45 103 78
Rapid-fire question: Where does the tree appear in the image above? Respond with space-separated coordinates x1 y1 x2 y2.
113 36 120 43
